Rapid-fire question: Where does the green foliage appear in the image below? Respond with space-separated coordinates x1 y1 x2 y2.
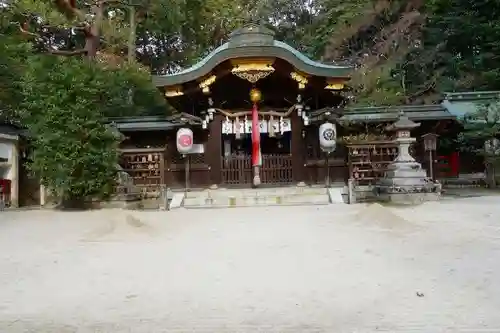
0 7 31 117
405 0 500 93
0 36 29 117
92 62 166 117
457 101 500 155
17 56 124 203
1 0 168 206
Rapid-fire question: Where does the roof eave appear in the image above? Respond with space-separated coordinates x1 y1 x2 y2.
443 91 500 102
153 44 352 88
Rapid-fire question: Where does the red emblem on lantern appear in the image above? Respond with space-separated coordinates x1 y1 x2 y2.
176 128 193 154
177 134 192 148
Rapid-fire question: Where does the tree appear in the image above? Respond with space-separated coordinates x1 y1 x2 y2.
16 55 128 206
1 0 166 207
395 0 500 103
0 5 31 117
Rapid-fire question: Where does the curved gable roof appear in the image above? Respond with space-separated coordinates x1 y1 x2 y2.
153 24 352 88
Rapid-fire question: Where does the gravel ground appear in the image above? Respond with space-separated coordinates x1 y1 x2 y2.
0 197 499 332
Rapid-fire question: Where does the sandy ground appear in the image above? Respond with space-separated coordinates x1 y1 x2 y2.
0 197 500 332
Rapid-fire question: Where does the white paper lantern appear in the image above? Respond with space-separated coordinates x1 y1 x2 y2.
176 128 193 154
319 122 336 152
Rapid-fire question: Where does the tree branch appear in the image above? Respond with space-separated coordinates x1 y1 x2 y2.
20 24 87 56
19 23 39 38
49 49 88 55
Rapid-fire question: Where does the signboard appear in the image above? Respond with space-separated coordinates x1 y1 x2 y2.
187 144 205 154
319 122 337 153
176 128 193 154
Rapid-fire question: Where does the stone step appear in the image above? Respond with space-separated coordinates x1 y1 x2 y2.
183 193 331 208
184 187 329 199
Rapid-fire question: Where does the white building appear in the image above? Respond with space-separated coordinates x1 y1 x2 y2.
0 125 20 208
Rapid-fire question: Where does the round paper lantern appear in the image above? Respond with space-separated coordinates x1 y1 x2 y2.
176 128 193 154
319 122 337 152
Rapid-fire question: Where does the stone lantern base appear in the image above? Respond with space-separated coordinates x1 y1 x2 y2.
375 160 442 205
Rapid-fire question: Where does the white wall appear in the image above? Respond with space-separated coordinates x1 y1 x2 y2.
0 141 13 179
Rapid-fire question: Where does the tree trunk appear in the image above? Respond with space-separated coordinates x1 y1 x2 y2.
84 1 104 60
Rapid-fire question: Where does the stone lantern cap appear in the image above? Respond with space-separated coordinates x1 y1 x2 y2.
386 111 420 132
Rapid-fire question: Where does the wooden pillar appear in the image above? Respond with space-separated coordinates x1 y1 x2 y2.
206 114 222 187
291 111 306 184
163 135 174 187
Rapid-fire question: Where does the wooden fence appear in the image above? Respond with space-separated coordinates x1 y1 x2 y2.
221 154 293 185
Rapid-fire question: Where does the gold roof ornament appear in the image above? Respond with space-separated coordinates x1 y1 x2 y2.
164 87 184 97
231 59 275 84
199 75 217 94
325 79 345 90
290 72 308 89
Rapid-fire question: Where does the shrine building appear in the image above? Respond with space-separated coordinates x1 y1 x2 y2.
1 25 496 208
113 24 470 196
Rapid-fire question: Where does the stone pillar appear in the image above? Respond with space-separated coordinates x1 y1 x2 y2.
40 184 46 207
291 110 306 184
206 114 222 187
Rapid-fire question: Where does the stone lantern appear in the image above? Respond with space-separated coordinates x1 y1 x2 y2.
386 112 420 165
375 112 441 204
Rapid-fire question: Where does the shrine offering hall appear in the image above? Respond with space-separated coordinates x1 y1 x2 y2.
114 24 460 195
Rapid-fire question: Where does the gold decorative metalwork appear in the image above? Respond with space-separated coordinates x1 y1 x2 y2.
231 63 275 83
199 75 217 94
250 88 262 103
325 82 345 90
165 87 184 97
290 72 308 89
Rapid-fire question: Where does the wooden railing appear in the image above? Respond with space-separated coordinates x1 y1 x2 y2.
221 154 293 185
221 155 253 185
261 154 293 185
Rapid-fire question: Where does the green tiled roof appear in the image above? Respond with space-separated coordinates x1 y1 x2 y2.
108 113 202 132
341 104 454 122
153 24 352 88
442 91 500 121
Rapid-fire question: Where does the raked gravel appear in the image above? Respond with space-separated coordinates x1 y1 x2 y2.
0 197 499 332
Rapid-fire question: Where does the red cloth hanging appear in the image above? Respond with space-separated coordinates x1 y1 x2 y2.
251 103 261 167
449 152 460 177
0 179 11 194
